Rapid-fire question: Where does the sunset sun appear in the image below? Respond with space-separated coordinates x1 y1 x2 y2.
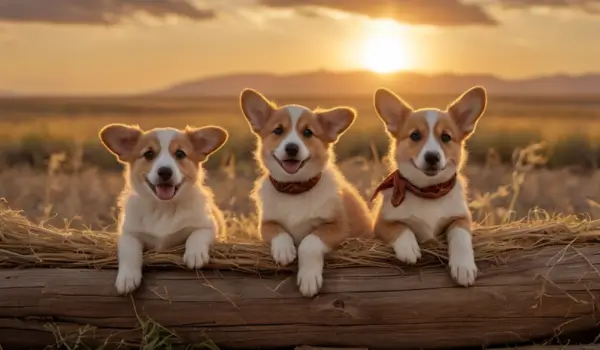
361 20 413 74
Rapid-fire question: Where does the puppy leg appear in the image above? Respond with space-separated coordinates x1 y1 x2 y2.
376 220 421 264
115 232 144 295
262 220 296 266
183 227 215 269
297 222 344 298
446 219 477 286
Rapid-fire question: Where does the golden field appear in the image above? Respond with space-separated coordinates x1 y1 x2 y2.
1 94 600 228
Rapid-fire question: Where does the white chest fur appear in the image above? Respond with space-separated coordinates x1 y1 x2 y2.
380 182 469 242
119 188 214 250
256 169 341 245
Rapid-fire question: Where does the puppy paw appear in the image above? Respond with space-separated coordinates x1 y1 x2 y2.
449 257 478 287
297 264 323 297
392 230 421 264
183 242 210 269
115 266 142 295
271 233 297 266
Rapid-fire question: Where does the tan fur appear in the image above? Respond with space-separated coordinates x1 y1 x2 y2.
99 123 228 295
240 88 372 297
372 86 487 287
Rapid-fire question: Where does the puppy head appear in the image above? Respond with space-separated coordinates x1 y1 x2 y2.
240 88 355 182
99 124 227 201
374 86 487 185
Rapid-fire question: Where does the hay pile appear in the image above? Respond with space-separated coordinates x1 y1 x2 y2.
1 208 600 273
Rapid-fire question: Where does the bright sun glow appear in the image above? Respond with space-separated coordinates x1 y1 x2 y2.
361 20 413 74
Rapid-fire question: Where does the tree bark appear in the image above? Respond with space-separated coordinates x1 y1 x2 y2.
0 245 598 349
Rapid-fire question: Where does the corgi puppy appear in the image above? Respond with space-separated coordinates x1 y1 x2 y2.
239 88 373 297
99 124 228 295
371 86 487 287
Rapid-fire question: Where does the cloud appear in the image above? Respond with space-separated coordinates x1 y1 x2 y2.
257 0 498 26
0 0 216 25
495 0 600 14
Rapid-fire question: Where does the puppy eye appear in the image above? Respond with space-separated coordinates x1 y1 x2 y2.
175 149 186 160
143 150 155 160
303 129 313 138
273 126 284 135
409 131 422 142
441 133 452 143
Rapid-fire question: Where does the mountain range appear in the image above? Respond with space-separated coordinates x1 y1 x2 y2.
152 70 600 97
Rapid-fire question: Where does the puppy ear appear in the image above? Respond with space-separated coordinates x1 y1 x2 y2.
373 88 413 135
447 86 487 140
316 107 356 143
98 124 142 162
186 126 228 160
240 88 275 133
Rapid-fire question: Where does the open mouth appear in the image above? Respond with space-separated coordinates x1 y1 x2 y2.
145 179 182 200
411 160 444 177
273 155 311 174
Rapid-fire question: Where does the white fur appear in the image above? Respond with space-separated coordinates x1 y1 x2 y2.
447 227 477 286
380 183 469 243
256 165 341 245
273 105 310 162
271 232 297 266
376 177 477 286
254 164 342 297
415 110 447 170
297 234 330 297
115 176 219 295
146 130 183 186
392 228 421 264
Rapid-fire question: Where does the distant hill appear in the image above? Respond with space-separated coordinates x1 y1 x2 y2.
0 90 16 97
151 70 600 97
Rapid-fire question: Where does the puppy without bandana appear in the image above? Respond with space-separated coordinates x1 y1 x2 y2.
99 124 228 295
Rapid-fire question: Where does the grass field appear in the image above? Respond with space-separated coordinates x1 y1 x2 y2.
1 94 600 228
1 95 600 349
2 94 600 171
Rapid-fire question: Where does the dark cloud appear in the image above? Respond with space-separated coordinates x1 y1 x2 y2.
0 0 216 25
258 0 498 26
495 0 600 14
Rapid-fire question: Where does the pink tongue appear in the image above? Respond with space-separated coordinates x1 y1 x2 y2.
156 185 176 200
282 160 301 174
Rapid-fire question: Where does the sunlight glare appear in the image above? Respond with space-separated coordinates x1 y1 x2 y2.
361 19 413 74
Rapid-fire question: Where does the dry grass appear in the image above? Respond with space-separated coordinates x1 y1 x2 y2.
1 205 600 273
1 142 599 274
2 141 600 231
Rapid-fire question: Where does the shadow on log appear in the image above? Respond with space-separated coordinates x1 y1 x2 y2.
0 245 599 349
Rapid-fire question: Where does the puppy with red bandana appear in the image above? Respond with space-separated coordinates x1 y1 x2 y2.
99 124 228 295
371 86 487 287
240 88 373 297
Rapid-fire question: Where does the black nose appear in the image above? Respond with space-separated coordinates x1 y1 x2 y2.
424 152 440 166
157 166 173 182
285 143 299 158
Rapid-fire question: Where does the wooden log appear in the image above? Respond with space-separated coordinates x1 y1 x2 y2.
0 245 599 350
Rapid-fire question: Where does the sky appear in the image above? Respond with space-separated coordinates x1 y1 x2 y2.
1 0 600 95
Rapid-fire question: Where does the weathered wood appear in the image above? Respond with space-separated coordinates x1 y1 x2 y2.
0 245 599 349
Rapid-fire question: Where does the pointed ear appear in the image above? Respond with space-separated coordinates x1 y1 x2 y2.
373 88 413 134
316 107 356 143
186 126 228 160
240 88 275 133
447 86 487 139
98 124 142 161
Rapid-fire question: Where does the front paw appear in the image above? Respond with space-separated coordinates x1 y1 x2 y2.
115 266 142 295
392 230 421 264
271 233 297 266
183 243 210 269
297 264 323 297
449 257 478 286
